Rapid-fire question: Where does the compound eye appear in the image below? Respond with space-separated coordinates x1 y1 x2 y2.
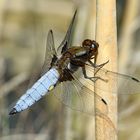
91 44 95 48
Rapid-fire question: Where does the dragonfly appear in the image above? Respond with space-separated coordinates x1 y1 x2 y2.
9 10 140 116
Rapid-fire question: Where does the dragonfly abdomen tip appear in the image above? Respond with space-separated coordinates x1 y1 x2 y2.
9 108 18 115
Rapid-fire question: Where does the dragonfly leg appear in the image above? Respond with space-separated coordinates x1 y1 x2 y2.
88 60 109 76
82 66 108 82
88 60 109 68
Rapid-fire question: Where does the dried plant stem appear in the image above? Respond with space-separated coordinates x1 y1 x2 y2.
95 0 118 139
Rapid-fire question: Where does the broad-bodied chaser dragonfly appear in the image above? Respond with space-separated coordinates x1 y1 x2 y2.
9 10 140 116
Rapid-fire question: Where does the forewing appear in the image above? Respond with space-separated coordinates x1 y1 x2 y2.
57 10 77 54
85 65 140 95
53 68 108 116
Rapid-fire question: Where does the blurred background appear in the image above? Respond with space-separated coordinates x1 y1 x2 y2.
0 0 140 140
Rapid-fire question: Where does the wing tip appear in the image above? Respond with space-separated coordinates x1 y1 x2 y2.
48 29 53 34
101 98 107 105
132 77 140 82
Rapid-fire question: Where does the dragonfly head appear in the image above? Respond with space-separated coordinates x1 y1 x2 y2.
82 39 99 51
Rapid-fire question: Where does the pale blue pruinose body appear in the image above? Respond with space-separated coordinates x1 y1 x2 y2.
10 68 59 114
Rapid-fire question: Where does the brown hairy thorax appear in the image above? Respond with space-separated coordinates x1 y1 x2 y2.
56 39 99 82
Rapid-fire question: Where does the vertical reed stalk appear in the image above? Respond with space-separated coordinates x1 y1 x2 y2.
95 0 118 139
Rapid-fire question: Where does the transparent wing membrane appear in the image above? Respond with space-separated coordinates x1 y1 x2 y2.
53 68 108 116
52 62 140 116
57 10 77 54
41 30 57 75
84 64 140 95
47 30 57 56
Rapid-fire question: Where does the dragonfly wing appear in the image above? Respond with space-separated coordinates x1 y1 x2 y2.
98 68 140 95
85 64 140 94
53 68 108 116
27 30 57 90
57 10 77 54
47 30 57 56
41 30 57 75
